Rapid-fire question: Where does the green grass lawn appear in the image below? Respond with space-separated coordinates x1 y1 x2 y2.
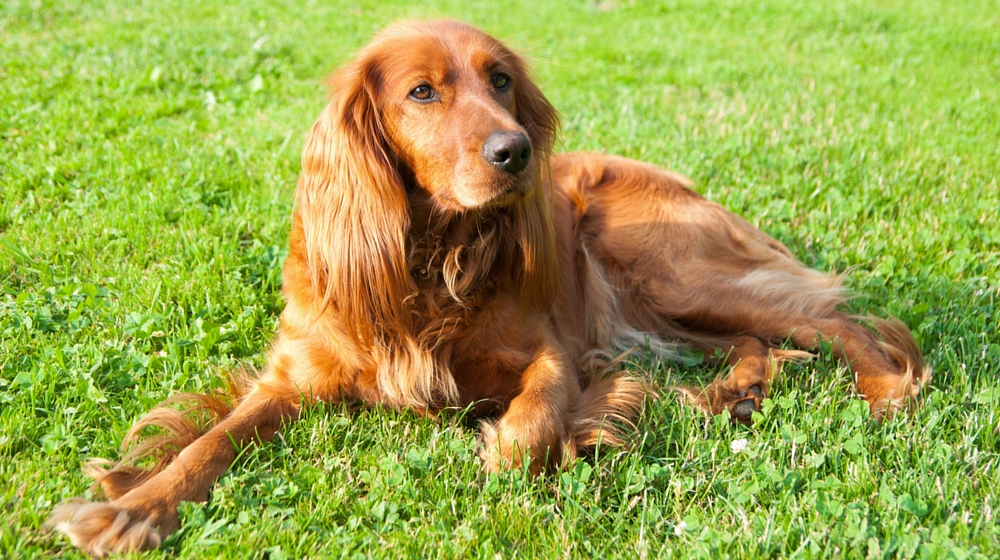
2 0 999 557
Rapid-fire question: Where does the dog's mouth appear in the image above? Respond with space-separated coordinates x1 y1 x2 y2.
483 162 537 208
486 186 529 208
422 155 536 211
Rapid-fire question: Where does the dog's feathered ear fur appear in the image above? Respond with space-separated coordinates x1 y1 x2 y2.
508 50 561 308
296 58 410 347
508 52 559 162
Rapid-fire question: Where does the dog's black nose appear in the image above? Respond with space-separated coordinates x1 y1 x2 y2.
482 131 531 174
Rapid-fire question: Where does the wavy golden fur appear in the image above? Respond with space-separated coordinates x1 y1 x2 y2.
48 20 929 556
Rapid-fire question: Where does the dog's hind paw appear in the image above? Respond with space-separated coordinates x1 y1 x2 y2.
47 498 162 557
675 383 766 424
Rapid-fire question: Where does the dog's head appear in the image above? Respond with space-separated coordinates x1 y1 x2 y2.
296 20 559 346
336 20 558 209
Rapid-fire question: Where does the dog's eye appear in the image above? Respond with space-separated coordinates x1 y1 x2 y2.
491 74 511 90
409 85 435 102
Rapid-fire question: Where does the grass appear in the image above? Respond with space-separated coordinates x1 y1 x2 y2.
2 0 998 557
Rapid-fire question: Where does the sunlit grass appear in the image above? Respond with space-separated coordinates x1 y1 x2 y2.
2 0 998 557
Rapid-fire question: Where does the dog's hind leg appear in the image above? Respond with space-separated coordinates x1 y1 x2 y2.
676 314 929 423
788 314 929 421
676 336 809 423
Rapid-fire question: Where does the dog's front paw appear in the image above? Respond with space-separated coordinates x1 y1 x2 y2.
47 497 173 557
478 416 570 475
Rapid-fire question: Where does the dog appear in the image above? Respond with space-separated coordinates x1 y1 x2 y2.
48 20 930 556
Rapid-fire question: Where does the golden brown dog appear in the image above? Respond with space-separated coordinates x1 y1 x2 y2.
48 20 930 556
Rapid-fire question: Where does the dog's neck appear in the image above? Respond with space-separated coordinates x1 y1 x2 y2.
405 190 513 320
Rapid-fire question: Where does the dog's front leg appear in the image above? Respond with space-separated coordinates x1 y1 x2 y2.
47 332 340 556
479 326 579 475
48 382 299 556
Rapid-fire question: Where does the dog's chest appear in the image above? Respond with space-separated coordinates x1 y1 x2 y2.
405 227 507 325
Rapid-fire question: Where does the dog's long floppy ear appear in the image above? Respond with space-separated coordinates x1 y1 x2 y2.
509 50 561 308
509 53 559 160
295 58 410 346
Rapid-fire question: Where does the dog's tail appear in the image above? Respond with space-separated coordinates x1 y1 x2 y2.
78 371 249 501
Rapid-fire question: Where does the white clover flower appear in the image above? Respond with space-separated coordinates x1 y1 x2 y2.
731 438 749 454
674 521 687 536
